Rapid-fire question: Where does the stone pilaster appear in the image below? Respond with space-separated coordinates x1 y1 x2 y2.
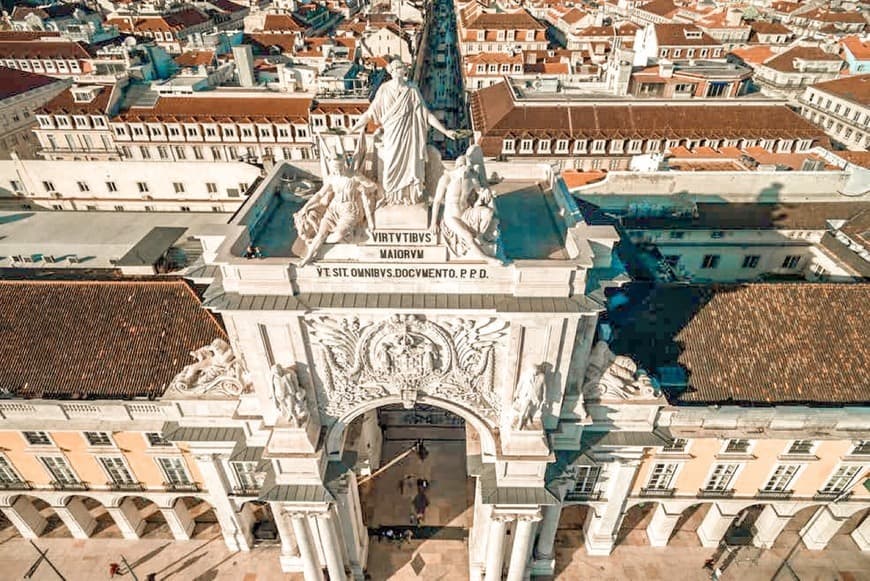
584 459 639 556
532 504 561 574
752 504 792 549
800 506 846 550
1 496 47 539
107 498 146 540
646 503 681 547
850 514 870 551
697 504 736 548
161 500 195 541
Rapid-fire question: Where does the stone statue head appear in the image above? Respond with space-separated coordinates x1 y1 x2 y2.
387 58 408 81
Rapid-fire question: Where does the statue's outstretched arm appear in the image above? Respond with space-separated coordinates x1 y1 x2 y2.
427 111 457 140
349 112 372 134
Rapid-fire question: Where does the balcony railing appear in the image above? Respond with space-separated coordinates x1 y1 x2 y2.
163 482 200 493
756 489 793 500
564 490 601 502
0 480 31 490
51 480 88 491
109 482 144 492
640 487 676 498
813 490 853 501
698 488 735 498
230 486 262 497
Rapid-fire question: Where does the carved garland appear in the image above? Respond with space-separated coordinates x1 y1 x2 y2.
305 314 508 420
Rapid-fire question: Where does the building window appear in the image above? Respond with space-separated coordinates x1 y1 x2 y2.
42 181 55 192
114 205 125 212
762 465 799 492
723 439 752 454
704 463 739 492
538 139 551 154
555 139 569 154
158 146 170 160
786 440 816 455
173 182 185 194
821 466 860 495
502 139 516 154
180 206 192 212
574 140 587 154
140 146 151 160
646 463 678 490
573 466 600 495
701 254 720 269
75 181 89 192
23 431 52 446
40 456 79 485
591 140 606 154
84 432 113 446
206 182 218 194
137 182 149 193
850 441 870 455
231 461 263 490
157 457 192 486
0 455 22 485
662 438 689 453
782 255 801 269
519 139 534 154
742 255 760 269
100 457 136 485
145 432 171 447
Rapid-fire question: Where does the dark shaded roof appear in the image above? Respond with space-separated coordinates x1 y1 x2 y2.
811 74 870 107
0 66 60 101
622 202 870 230
609 283 870 405
0 279 225 399
115 227 187 267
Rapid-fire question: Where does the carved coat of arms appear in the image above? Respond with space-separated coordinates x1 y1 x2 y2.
306 314 507 419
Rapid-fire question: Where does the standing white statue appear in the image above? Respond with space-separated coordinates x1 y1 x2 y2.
429 148 500 264
294 132 378 266
270 364 309 428
512 363 546 430
348 59 458 205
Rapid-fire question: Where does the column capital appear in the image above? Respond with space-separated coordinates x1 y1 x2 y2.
517 510 543 523
491 513 516 523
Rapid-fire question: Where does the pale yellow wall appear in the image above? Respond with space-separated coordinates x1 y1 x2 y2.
0 431 203 489
633 438 870 498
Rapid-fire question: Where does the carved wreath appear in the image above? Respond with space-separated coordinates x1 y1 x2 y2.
305 314 507 419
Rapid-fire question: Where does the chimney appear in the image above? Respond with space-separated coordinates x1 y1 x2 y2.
725 7 743 27
232 44 255 87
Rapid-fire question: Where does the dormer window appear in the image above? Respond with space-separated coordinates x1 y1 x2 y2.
37 115 53 129
71 87 98 103
684 29 702 39
56 116 71 128
477 30 485 42
525 30 534 41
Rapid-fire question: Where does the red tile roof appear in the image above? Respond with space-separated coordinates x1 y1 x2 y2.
0 66 61 101
653 23 721 46
38 84 112 115
263 13 305 32
841 35 870 60
0 39 92 60
762 45 844 73
810 74 870 107
119 95 312 124
469 82 825 154
0 280 226 399
612 283 870 404
174 50 216 67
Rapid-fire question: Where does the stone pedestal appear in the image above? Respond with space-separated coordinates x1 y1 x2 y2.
373 203 429 230
108 498 146 540
2 496 47 539
752 505 792 549
697 504 735 548
646 503 681 548
850 515 870 551
54 498 96 539
162 501 196 540
800 507 845 550
269 423 319 455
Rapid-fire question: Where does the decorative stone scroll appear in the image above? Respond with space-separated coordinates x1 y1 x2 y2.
168 338 250 396
305 314 508 419
581 341 658 401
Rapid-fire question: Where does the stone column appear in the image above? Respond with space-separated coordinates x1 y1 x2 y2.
53 498 96 539
483 514 511 581
584 459 640 556
290 512 323 581
316 510 347 581
161 500 195 541
274 505 299 556
192 453 251 551
107 498 146 540
752 505 792 549
697 504 735 548
534 504 562 560
332 472 367 581
646 503 682 547
1 496 47 538
850 514 869 551
800 506 846 550
506 512 541 581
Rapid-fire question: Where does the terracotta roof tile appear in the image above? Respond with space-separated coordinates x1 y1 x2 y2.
841 35 870 60
119 95 312 124
0 39 92 60
174 50 216 67
38 84 112 115
653 23 721 46
611 283 870 404
0 66 61 101
263 13 305 31
810 73 870 107
762 45 844 73
0 279 225 399
750 21 791 35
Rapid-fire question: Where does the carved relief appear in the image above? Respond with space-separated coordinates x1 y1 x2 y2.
581 341 658 401
270 364 310 428
306 314 507 418
512 363 545 430
168 339 250 396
